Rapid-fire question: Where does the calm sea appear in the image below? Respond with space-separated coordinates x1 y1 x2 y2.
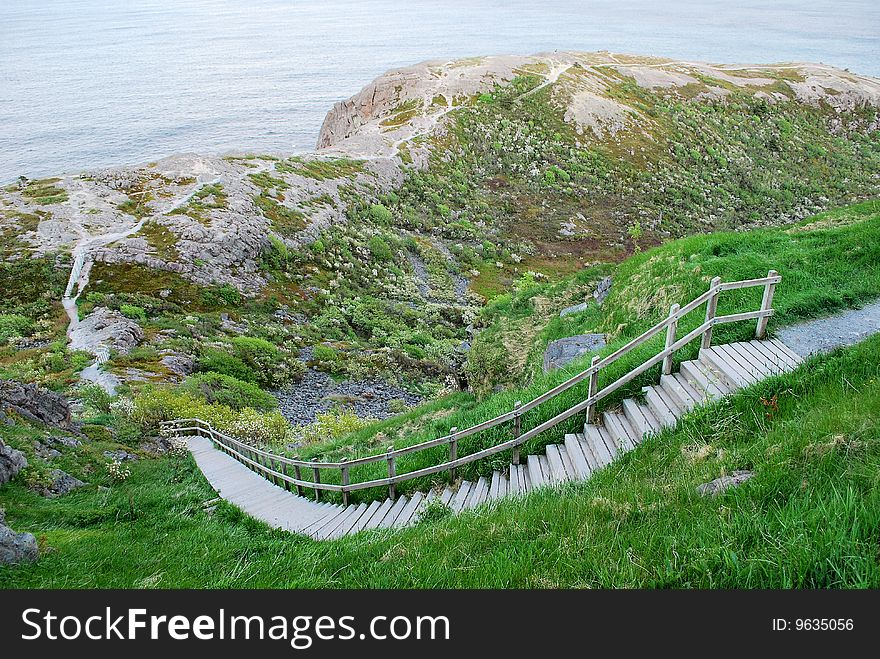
1 0 878 182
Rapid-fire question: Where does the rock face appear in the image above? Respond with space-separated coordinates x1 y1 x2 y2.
0 380 72 429
0 510 38 566
68 307 144 355
543 334 606 373
0 441 27 485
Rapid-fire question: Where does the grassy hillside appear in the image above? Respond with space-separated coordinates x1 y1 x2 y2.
2 331 877 588
259 200 880 501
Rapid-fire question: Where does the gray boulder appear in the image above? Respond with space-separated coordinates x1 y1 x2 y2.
39 469 86 498
0 510 38 566
104 449 138 462
559 301 590 318
0 380 72 429
697 470 755 496
159 352 194 378
593 276 613 305
543 334 606 373
0 441 27 485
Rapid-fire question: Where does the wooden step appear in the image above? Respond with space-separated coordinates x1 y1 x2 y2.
575 432 601 471
644 386 677 427
715 343 762 384
464 477 490 509
559 443 577 479
440 486 455 506
396 491 426 526
673 372 707 405
564 433 592 478
603 412 637 451
700 346 749 388
330 503 371 538
316 503 366 539
361 497 396 530
679 359 729 399
376 495 410 528
768 338 804 366
488 470 507 500
545 444 570 483
583 423 606 462
748 339 793 373
660 374 697 411
347 499 383 535
622 398 656 440
450 481 473 513
506 466 521 496
527 454 548 490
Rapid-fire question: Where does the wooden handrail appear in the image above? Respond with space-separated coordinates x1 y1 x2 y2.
164 270 781 498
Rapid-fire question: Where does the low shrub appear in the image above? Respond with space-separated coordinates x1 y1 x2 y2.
0 314 34 343
295 406 374 445
181 372 277 411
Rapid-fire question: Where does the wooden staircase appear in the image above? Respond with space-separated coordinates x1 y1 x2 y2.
179 337 802 540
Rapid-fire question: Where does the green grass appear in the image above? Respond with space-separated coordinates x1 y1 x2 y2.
276 157 366 181
2 334 878 588
20 178 68 205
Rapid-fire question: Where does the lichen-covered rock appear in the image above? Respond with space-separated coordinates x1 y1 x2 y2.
0 510 39 566
39 469 87 498
0 441 27 485
68 307 144 355
0 380 72 429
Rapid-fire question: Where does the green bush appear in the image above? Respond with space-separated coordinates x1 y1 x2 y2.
0 314 34 342
76 383 114 414
119 304 146 322
230 336 303 388
181 372 277 411
367 236 393 262
369 204 392 224
296 406 374 445
130 386 293 447
197 349 257 383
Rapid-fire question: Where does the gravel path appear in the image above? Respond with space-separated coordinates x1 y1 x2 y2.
777 300 880 357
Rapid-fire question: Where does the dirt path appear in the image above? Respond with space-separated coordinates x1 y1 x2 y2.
777 300 880 357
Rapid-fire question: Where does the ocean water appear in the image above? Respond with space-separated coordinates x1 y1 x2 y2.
1 0 878 182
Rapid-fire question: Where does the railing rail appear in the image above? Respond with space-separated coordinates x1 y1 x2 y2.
163 269 780 502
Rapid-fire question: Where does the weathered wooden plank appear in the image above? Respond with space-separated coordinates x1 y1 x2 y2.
361 498 396 530
680 360 729 399
713 344 761 385
545 444 569 483
347 500 383 534
644 387 677 427
465 478 490 509
700 347 748 388
564 434 591 478
395 492 426 527
450 482 472 513
376 495 410 529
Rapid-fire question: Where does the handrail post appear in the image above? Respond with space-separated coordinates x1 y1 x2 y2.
755 269 777 339
662 303 680 375
387 446 396 500
511 402 522 465
281 462 291 492
313 467 321 502
449 428 458 482
585 356 601 426
701 276 722 349
341 460 350 506
294 464 304 496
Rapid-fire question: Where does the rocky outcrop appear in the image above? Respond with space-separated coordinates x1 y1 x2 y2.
39 469 86 498
543 334 606 373
0 510 38 566
0 441 27 485
0 380 72 429
68 307 144 355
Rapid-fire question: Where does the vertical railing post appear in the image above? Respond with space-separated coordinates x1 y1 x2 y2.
756 269 777 339
313 467 321 502
281 462 291 491
662 303 680 375
449 428 458 483
341 460 350 506
294 464 304 496
701 276 722 350
511 402 522 465
585 356 601 426
387 447 396 500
